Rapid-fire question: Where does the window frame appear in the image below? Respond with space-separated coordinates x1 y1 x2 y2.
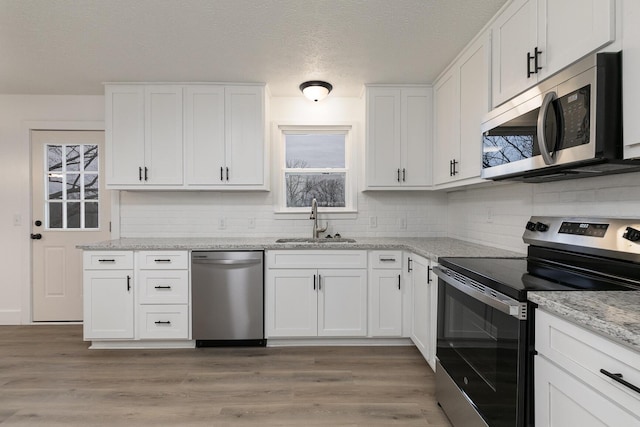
275 124 357 215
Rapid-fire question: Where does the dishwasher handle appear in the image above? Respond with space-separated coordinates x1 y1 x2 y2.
191 258 262 266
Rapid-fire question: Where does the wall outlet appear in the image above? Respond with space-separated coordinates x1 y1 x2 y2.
369 216 377 228
218 217 227 229
248 217 256 229
399 216 407 230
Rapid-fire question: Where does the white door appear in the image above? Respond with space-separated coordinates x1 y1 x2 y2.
410 255 430 362
265 269 318 337
369 269 403 337
401 88 432 187
31 130 111 321
317 269 368 337
366 87 402 187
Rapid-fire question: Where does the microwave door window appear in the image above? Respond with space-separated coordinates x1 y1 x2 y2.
483 109 539 168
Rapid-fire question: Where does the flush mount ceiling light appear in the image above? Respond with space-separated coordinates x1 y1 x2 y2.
299 80 333 102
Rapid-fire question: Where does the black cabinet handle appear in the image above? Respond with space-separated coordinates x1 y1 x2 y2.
154 321 171 325
318 274 322 291
30 233 42 240
220 167 224 181
380 258 396 262
398 274 401 290
313 274 316 291
397 168 400 182
427 266 433 283
407 258 413 273
600 369 640 394
449 160 453 176
527 51 533 78
402 168 406 182
98 259 115 263
226 167 229 181
452 159 458 176
126 275 131 291
154 259 171 263
534 46 542 74
139 167 143 181
154 285 172 290
144 167 148 181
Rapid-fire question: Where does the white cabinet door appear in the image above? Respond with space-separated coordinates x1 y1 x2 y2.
105 85 145 185
318 269 368 337
83 269 134 340
184 85 225 185
535 356 640 427
225 85 265 186
266 269 318 337
458 36 489 181
366 87 402 187
538 0 614 81
623 0 640 159
410 254 431 364
369 269 403 337
144 85 183 185
491 0 538 106
433 70 460 185
401 88 432 186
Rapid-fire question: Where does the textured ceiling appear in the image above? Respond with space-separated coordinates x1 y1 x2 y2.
0 0 508 96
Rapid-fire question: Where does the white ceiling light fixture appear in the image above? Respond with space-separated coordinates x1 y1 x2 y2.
299 80 333 102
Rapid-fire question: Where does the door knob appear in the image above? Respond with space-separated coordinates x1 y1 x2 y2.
30 233 42 240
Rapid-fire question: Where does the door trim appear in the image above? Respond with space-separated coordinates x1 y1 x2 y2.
23 120 120 324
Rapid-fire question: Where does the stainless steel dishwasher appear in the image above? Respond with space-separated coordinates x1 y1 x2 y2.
191 251 265 347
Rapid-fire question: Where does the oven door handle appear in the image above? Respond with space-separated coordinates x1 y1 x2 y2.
433 266 527 320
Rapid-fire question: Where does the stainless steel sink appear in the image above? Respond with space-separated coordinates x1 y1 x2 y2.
275 237 356 243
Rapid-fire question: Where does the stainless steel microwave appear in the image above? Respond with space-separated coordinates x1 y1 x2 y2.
481 52 640 182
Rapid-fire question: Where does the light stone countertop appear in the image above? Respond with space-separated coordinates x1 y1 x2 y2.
529 291 640 353
77 236 525 261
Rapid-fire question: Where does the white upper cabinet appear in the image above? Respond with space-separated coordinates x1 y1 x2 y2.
366 86 432 189
106 83 267 190
434 33 490 186
106 85 183 187
623 0 640 159
491 0 614 107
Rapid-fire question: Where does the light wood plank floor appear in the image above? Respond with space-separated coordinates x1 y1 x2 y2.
0 325 451 426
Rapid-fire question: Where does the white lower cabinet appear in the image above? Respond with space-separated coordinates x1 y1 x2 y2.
82 250 190 344
406 252 437 370
535 309 640 426
266 250 368 338
369 251 403 337
83 269 134 340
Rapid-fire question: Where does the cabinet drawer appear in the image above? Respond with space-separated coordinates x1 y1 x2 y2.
83 251 134 270
137 251 188 269
138 270 189 304
369 251 402 269
267 250 367 269
138 305 189 339
536 309 640 413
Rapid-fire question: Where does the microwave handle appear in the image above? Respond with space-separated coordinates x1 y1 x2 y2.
537 91 558 165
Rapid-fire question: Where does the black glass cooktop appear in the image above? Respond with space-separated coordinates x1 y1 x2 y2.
438 256 637 301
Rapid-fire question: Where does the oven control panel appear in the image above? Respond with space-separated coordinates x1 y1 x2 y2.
523 216 640 262
558 221 608 238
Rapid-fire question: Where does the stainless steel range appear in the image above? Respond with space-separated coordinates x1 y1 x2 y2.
434 216 640 427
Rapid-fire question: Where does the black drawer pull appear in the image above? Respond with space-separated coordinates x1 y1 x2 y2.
398 274 401 290
126 275 131 291
154 321 171 325
380 258 396 262
154 259 172 263
407 258 413 273
600 369 640 394
154 285 172 290
98 259 116 263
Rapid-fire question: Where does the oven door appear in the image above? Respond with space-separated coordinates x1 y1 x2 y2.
435 270 529 427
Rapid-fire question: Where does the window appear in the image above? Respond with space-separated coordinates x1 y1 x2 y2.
278 125 355 213
46 144 100 229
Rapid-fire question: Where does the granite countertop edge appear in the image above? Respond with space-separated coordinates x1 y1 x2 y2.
76 236 525 261
529 291 640 353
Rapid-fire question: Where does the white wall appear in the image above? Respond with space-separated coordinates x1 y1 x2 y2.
119 96 449 238
0 95 104 324
447 171 640 254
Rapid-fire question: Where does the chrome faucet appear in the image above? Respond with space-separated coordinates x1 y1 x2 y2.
310 198 327 239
